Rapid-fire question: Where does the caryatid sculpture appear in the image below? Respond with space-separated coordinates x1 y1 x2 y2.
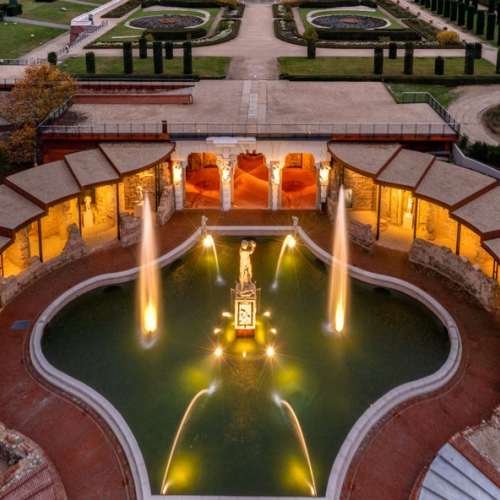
239 239 256 288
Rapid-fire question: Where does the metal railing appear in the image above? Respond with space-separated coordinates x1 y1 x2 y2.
401 92 460 135
40 121 458 138
0 58 44 66
39 99 73 129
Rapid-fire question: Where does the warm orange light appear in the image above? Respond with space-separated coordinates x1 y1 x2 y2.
203 235 214 248
214 328 220 334
287 236 296 248
267 346 275 357
264 311 271 317
215 347 222 357
222 312 231 318
271 328 277 335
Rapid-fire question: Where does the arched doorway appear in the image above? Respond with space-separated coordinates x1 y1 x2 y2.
282 153 317 209
234 152 269 209
185 153 221 208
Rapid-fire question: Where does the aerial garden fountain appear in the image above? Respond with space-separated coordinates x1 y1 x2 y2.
34 189 457 499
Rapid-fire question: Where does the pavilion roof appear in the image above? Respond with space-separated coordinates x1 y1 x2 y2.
4 160 80 209
65 148 120 188
0 235 12 253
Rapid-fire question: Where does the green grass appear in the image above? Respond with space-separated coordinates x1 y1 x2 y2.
385 83 459 107
95 7 219 43
0 22 66 59
19 0 94 24
60 55 230 77
298 7 403 31
278 56 498 77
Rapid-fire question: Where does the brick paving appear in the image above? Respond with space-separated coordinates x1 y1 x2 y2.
1 209 500 499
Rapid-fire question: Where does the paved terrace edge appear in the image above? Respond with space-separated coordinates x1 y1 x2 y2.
29 224 461 500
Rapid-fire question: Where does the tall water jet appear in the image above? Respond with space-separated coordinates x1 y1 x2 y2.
138 194 160 348
328 185 349 334
272 234 296 289
203 234 223 283
161 383 218 494
273 394 317 497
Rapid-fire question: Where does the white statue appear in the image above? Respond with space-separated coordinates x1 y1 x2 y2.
292 216 299 229
221 162 231 184
84 195 91 212
136 186 144 202
201 215 208 235
406 195 414 214
239 239 256 287
272 164 281 185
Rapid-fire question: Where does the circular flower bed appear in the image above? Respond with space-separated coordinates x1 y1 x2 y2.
129 15 204 29
312 14 388 29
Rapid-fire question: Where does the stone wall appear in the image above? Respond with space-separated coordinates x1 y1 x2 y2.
119 212 141 247
344 169 376 211
4 228 30 270
95 185 117 226
409 238 500 310
156 185 175 226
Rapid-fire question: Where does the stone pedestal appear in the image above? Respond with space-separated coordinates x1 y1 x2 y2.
134 201 143 218
403 212 413 230
235 282 256 338
82 210 93 228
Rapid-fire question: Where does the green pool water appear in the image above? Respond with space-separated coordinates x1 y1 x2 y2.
42 237 450 497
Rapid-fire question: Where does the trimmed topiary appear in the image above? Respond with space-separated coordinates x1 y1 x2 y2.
466 4 475 28
488 0 495 12
458 1 466 24
431 0 437 10
153 41 163 74
444 0 451 16
465 42 475 74
450 0 458 21
496 49 500 74
473 0 478 11
425 0 431 8
47 51 57 65
374 45 383 74
183 40 192 74
435 55 444 75
436 30 461 43
85 51 96 74
123 41 133 74
487 12 496 39
437 0 444 14
404 41 414 75
307 38 316 59
388 41 397 59
475 41 482 58
139 36 148 59
164 41 173 59
477 10 485 34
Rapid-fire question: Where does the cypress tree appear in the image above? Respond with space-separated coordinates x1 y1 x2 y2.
307 38 316 59
437 0 444 14
431 0 437 10
496 49 500 73
466 4 475 28
451 0 458 21
425 0 431 8
444 0 451 17
153 41 163 74
183 40 192 74
435 56 444 75
374 46 383 74
475 41 482 58
123 41 133 74
458 2 466 24
497 21 500 43
473 0 478 12
389 42 398 59
487 12 496 39
497 6 500 24
464 42 475 74
165 41 173 59
139 36 148 59
477 10 485 33
85 51 96 75
488 0 495 12
404 41 414 75
47 51 57 65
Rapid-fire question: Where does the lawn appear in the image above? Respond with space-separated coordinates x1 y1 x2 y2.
385 83 459 107
95 7 220 43
60 55 230 77
278 56 499 77
298 7 404 31
19 0 94 25
0 22 66 59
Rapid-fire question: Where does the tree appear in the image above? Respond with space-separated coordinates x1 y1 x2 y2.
404 41 414 75
464 42 475 74
86 51 96 74
123 41 133 74
183 40 192 74
374 46 383 74
153 41 163 74
0 63 78 165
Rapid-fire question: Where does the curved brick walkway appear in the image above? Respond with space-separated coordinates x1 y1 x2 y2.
1 210 500 499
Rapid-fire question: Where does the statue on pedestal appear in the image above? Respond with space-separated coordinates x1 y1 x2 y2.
239 239 256 288
84 196 91 212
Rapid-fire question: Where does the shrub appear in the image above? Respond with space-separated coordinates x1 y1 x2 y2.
469 141 490 162
5 3 21 15
435 55 444 74
457 1 465 24
153 41 163 74
123 41 133 74
425 0 431 8
183 40 192 74
0 10 3 20
488 0 495 12
444 0 451 16
431 0 437 9
85 51 95 74
475 41 482 58
465 42 475 74
283 11 293 22
307 38 316 59
436 30 461 44
102 0 139 18
303 27 318 41
47 51 57 65
477 9 485 34
388 41 397 59
404 41 414 75
472 0 478 11
374 46 383 74
437 0 444 13
487 12 496 39
450 0 458 21
139 37 148 59
164 41 173 59
466 4 475 28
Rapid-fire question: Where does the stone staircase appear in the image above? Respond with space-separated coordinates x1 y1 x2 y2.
419 443 500 500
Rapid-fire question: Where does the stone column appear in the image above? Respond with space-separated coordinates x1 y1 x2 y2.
268 161 282 211
172 161 186 211
219 159 234 212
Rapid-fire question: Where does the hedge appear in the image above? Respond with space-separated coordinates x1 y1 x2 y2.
102 0 140 18
435 55 444 74
5 3 21 15
144 27 207 40
374 0 416 17
403 18 440 40
86 51 96 74
153 41 163 74
299 0 376 7
123 41 133 74
477 10 485 34
465 42 475 74
142 0 221 7
222 3 244 18
374 46 383 74
315 28 421 41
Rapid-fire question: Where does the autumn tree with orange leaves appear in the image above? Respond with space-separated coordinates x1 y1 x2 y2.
0 63 78 165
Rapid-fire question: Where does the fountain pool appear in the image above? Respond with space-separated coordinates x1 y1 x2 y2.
41 236 450 497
